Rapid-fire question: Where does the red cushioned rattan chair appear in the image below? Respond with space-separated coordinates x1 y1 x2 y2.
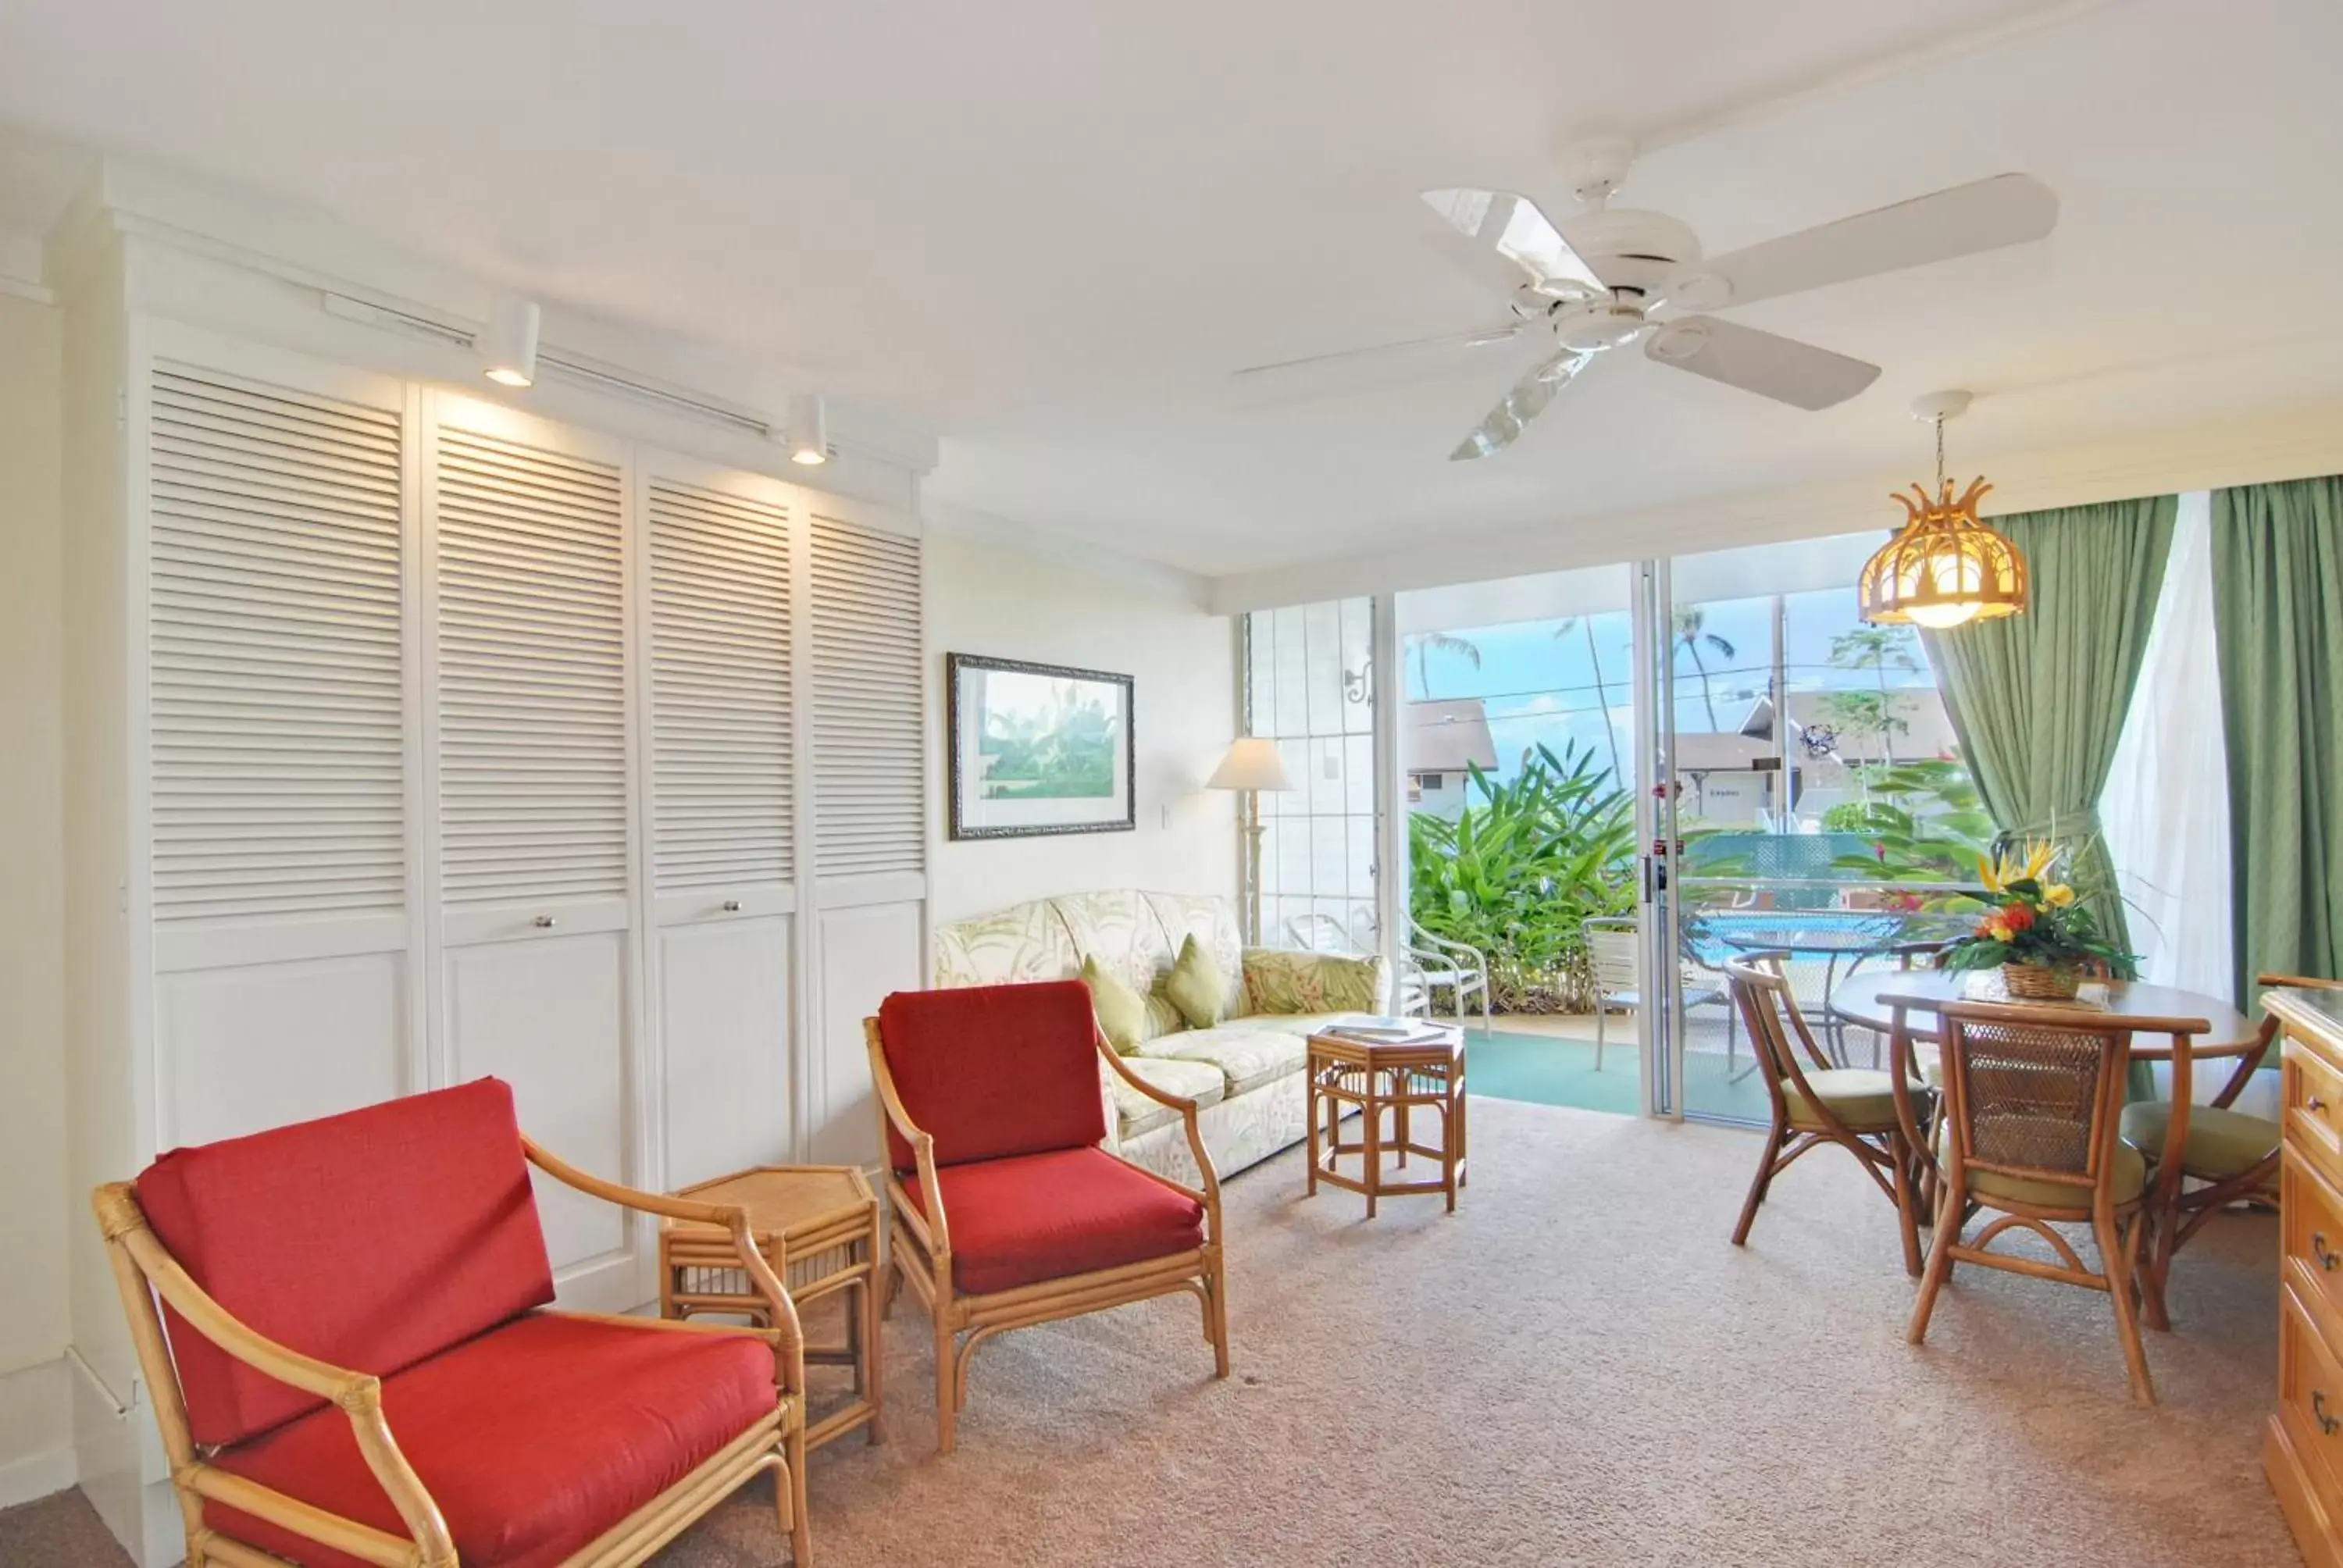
865 980 1229 1453
93 1078 810 1568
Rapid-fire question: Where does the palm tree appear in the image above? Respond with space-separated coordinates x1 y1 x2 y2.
1671 607 1738 732
1408 632 1481 699
1553 616 1624 786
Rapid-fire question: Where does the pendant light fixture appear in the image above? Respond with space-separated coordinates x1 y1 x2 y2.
477 294 540 388
1857 390 2027 629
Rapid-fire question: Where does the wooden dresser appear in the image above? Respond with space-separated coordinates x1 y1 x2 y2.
2270 985 2343 1568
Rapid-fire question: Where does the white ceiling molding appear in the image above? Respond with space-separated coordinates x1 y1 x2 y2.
0 230 49 302
1209 399 2343 615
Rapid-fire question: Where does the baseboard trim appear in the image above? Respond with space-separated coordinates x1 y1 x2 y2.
0 1443 77 1512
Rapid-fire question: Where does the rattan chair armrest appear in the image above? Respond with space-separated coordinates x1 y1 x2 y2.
1096 1038 1220 1220
865 1020 949 1256
2213 1015 2282 1108
2260 972 2343 991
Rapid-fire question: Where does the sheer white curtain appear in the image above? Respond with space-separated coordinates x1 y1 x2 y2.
2100 494 2258 1107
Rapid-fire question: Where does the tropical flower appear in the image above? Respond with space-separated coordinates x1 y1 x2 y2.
2042 882 2076 908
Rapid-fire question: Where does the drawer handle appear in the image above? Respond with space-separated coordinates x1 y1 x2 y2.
2318 1391 2341 1437
722 899 743 913
2312 1096 2330 1114
533 914 557 929
2318 1233 2342 1272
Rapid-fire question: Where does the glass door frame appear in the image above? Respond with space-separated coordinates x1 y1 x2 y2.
1631 558 1685 1121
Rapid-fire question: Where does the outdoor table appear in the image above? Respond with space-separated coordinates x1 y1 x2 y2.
1692 909 1969 1060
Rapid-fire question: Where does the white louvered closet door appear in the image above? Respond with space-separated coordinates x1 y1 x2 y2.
804 504 926 1166
426 397 639 1309
144 355 418 1149
640 461 797 1187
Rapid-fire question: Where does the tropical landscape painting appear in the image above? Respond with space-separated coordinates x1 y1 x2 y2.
947 654 1134 838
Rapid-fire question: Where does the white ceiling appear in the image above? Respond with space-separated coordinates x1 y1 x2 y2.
2 0 2339 579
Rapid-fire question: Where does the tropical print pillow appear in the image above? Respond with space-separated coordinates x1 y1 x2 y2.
1242 947 1385 1015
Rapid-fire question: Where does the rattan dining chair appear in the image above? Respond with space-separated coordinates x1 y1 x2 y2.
1908 1000 2201 1405
1725 954 1935 1276
2122 971 2335 1330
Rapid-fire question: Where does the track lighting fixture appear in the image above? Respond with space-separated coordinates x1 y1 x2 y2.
785 394 830 465
478 294 541 387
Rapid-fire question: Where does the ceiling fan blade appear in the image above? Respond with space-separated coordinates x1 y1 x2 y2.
1421 187 1607 301
1231 323 1523 381
1672 173 2057 311
1450 350 1590 461
1644 317 1878 410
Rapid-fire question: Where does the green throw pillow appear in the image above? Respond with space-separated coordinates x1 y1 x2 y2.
1081 955 1148 1054
1162 934 1229 1029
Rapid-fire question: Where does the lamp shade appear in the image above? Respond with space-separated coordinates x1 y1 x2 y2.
1206 737 1292 792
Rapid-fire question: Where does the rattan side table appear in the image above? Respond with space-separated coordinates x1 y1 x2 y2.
1305 1022 1468 1217
662 1164 883 1449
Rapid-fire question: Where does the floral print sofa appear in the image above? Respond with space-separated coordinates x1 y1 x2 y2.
932 890 1386 1185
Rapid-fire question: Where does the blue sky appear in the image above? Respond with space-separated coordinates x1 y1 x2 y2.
1404 586 1942 784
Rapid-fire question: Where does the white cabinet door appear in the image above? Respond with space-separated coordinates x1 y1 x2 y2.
426 399 640 1308
640 463 798 1181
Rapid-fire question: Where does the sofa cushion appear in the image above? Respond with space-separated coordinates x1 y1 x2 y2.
906 1146 1205 1296
1143 892 1247 1021
1050 890 1179 1015
933 896 1081 989
1111 1057 1225 1139
1143 1025 1309 1099
205 1312 776 1568
136 1078 554 1449
878 982 1107 1170
1082 956 1149 1054
1243 947 1385 1015
1163 934 1230 1029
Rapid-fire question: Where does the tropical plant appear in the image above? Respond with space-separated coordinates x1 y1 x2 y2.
1670 607 1738 731
1939 839 2138 980
1553 615 1624 786
1827 757 1995 903
1820 625 1920 763
1407 631 1482 699
1408 741 1638 1010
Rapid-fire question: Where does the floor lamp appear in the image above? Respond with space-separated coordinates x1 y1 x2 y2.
1207 737 1293 946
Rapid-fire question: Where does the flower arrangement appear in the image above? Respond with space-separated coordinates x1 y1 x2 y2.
1938 839 2137 1000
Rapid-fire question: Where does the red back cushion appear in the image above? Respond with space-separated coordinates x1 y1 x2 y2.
876 981 1107 1169
137 1078 555 1448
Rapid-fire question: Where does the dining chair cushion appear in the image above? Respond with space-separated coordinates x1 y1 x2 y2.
205 1311 776 1568
877 981 1108 1171
136 1078 555 1449
903 1146 1205 1296
1783 1068 1928 1132
2119 1102 2281 1182
1963 1142 2148 1210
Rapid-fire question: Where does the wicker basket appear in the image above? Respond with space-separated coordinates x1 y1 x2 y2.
2001 962 2082 1002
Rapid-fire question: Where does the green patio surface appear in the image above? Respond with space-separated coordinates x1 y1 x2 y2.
1464 1027 1774 1122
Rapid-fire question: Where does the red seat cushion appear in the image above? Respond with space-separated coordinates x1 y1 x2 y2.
905 1146 1204 1296
137 1078 554 1448
878 982 1107 1168
205 1313 778 1568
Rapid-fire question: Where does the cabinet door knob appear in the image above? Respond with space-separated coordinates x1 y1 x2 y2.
2317 1391 2340 1437
2317 1233 2341 1272
2312 1096 2330 1114
533 914 557 929
722 899 743 913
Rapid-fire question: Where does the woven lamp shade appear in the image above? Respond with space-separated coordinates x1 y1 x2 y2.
1857 476 2027 629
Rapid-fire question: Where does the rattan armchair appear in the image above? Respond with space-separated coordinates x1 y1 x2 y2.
1908 1000 2202 1405
1726 954 1935 1274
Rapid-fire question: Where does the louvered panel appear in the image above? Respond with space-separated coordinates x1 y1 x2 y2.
148 365 408 922
647 481 794 893
434 428 627 904
809 515 923 878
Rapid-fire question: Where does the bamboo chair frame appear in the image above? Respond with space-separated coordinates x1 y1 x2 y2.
863 1015 1229 1454
92 1137 812 1568
2133 973 2336 1329
1907 1000 2200 1406
1726 953 1935 1276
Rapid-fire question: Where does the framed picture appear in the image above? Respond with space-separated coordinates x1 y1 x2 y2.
947 654 1135 839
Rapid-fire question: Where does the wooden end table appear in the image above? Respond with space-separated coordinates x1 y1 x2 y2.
1305 1022 1468 1216
662 1164 884 1449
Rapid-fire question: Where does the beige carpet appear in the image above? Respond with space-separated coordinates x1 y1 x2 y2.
4 1097 2296 1567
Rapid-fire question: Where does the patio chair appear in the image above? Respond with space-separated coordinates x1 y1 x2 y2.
1284 911 1361 953
1585 914 1735 1071
866 980 1227 1453
1401 920 1492 1035
1726 954 1935 1275
1908 1000 2199 1405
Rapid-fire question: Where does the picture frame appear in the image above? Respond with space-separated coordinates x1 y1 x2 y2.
947 653 1136 839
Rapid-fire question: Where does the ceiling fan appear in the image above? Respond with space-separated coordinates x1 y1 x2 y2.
1247 142 2058 461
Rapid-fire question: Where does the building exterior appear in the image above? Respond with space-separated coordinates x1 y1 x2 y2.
1405 698 1499 817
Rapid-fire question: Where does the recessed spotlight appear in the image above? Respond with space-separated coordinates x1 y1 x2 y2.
785 393 830 466
478 295 540 388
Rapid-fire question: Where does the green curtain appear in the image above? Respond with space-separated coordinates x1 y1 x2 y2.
2212 476 2343 1006
1919 495 2177 960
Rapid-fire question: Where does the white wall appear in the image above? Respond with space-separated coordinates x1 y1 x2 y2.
924 525 1239 925
0 290 74 1507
